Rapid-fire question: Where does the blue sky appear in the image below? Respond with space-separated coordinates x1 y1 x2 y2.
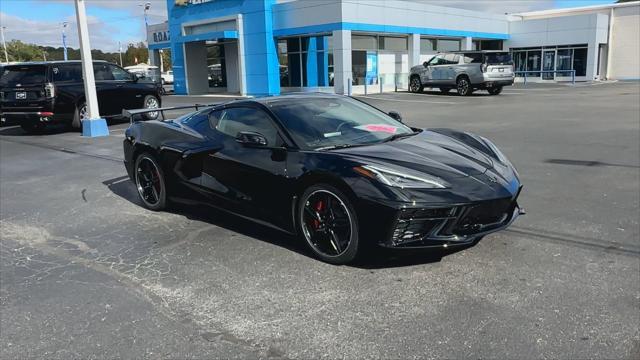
0 0 616 51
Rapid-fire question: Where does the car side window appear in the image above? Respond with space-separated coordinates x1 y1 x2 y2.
213 107 279 146
463 53 483 64
444 54 460 64
93 64 114 81
52 64 83 83
109 65 133 81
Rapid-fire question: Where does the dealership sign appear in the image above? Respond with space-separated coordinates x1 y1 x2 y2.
147 22 170 45
175 0 214 6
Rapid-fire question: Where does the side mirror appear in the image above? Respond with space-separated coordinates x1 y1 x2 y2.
135 73 145 80
236 131 268 147
423 61 429 68
388 111 403 123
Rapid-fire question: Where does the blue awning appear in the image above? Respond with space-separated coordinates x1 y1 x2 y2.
175 30 239 43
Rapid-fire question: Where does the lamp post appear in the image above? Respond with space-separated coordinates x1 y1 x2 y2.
74 0 108 137
62 22 68 61
1 26 8 63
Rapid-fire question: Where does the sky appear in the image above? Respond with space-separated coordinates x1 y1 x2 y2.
0 0 617 52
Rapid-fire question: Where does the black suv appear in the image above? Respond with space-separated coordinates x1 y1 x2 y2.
0 61 162 133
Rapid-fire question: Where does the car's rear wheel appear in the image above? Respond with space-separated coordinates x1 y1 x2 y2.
142 95 160 120
134 152 167 211
298 184 359 264
409 76 423 93
488 86 503 95
72 102 88 130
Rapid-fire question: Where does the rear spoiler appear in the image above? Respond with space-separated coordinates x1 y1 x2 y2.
122 104 214 124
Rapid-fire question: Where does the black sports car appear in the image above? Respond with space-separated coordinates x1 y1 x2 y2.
123 94 523 264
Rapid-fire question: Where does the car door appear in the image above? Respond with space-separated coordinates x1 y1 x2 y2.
420 55 440 85
426 54 448 84
442 54 460 85
201 105 289 227
108 64 140 111
92 63 118 116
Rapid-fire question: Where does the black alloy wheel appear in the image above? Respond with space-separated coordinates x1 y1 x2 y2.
299 185 359 264
134 153 167 211
456 77 472 96
409 77 423 93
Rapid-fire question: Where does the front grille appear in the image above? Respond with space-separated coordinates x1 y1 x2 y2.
440 197 514 236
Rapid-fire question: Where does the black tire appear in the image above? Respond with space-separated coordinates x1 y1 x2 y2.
456 76 472 96
71 102 88 131
298 184 359 265
134 152 167 211
409 76 423 93
142 95 160 120
488 86 503 95
20 123 41 134
439 87 451 94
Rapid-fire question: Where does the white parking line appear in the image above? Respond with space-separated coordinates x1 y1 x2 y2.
357 95 458 104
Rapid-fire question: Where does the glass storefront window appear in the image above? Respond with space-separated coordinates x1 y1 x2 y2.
573 48 587 76
556 49 572 76
420 38 435 54
526 50 542 77
379 36 407 51
277 35 332 88
206 44 226 88
437 39 460 52
513 51 526 77
352 35 377 50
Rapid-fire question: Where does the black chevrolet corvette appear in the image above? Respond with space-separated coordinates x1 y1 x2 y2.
123 94 523 264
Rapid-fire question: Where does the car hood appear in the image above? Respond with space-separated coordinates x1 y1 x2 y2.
334 129 499 179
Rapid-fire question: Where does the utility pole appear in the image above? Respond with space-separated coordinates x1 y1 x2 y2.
118 41 123 66
1 26 9 63
62 22 68 61
74 0 108 137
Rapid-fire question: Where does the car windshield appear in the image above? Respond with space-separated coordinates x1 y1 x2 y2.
268 96 415 150
0 65 47 86
484 52 513 65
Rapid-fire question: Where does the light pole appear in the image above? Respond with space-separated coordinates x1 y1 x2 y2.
1 26 9 63
74 0 108 137
62 22 68 61
118 41 123 66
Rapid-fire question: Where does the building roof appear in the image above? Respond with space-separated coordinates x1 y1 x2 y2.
512 1 639 18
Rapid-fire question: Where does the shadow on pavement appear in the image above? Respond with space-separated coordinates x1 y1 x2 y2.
103 174 468 269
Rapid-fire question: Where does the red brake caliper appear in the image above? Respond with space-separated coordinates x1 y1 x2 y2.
312 200 324 230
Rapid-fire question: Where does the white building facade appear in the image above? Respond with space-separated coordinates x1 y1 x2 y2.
149 0 640 96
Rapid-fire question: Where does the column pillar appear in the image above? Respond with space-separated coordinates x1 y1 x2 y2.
409 33 420 68
463 36 473 50
333 29 352 95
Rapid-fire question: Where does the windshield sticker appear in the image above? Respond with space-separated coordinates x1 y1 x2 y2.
355 124 398 134
323 132 342 138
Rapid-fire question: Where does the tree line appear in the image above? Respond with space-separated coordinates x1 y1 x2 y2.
2 40 172 70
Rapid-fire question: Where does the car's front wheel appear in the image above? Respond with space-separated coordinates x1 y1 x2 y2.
298 184 359 265
456 76 472 96
134 152 167 211
488 86 503 95
409 76 423 93
142 95 160 120
72 102 88 131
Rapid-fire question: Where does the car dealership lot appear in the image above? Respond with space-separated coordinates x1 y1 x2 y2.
1 83 639 358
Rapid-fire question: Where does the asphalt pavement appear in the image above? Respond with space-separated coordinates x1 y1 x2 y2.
1 82 639 359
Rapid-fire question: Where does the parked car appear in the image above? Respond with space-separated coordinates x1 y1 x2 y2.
409 51 514 96
122 93 523 264
161 70 173 85
0 61 162 133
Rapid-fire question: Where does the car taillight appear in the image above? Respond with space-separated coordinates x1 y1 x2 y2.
481 63 488 73
44 83 55 98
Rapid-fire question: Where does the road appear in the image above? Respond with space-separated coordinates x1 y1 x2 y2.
1 82 639 359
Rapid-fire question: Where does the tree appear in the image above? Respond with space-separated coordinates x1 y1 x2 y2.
123 42 149 66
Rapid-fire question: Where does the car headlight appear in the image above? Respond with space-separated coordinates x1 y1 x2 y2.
354 165 449 189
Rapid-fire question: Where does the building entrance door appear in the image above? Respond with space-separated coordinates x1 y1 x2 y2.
543 50 556 80
206 43 227 92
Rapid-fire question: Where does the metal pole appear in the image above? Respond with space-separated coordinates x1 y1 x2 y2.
1 26 9 63
364 80 367 95
62 22 68 61
118 41 123 66
347 79 352 96
74 0 108 136
572 70 575 85
159 49 164 73
379 77 383 94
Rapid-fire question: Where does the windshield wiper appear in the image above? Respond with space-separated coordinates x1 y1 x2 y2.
316 143 370 151
382 132 419 143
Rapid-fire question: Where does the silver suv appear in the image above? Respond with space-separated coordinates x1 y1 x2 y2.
409 51 514 96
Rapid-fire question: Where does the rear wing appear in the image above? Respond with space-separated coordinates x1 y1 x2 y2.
122 104 214 124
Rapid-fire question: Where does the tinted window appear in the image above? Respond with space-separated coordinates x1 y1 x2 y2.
484 52 513 65
214 107 279 146
428 54 447 66
109 65 133 81
444 54 460 64
52 64 83 82
93 63 114 81
268 96 414 150
463 53 483 64
0 65 46 86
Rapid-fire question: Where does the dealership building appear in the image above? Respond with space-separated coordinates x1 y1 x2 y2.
148 0 640 96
